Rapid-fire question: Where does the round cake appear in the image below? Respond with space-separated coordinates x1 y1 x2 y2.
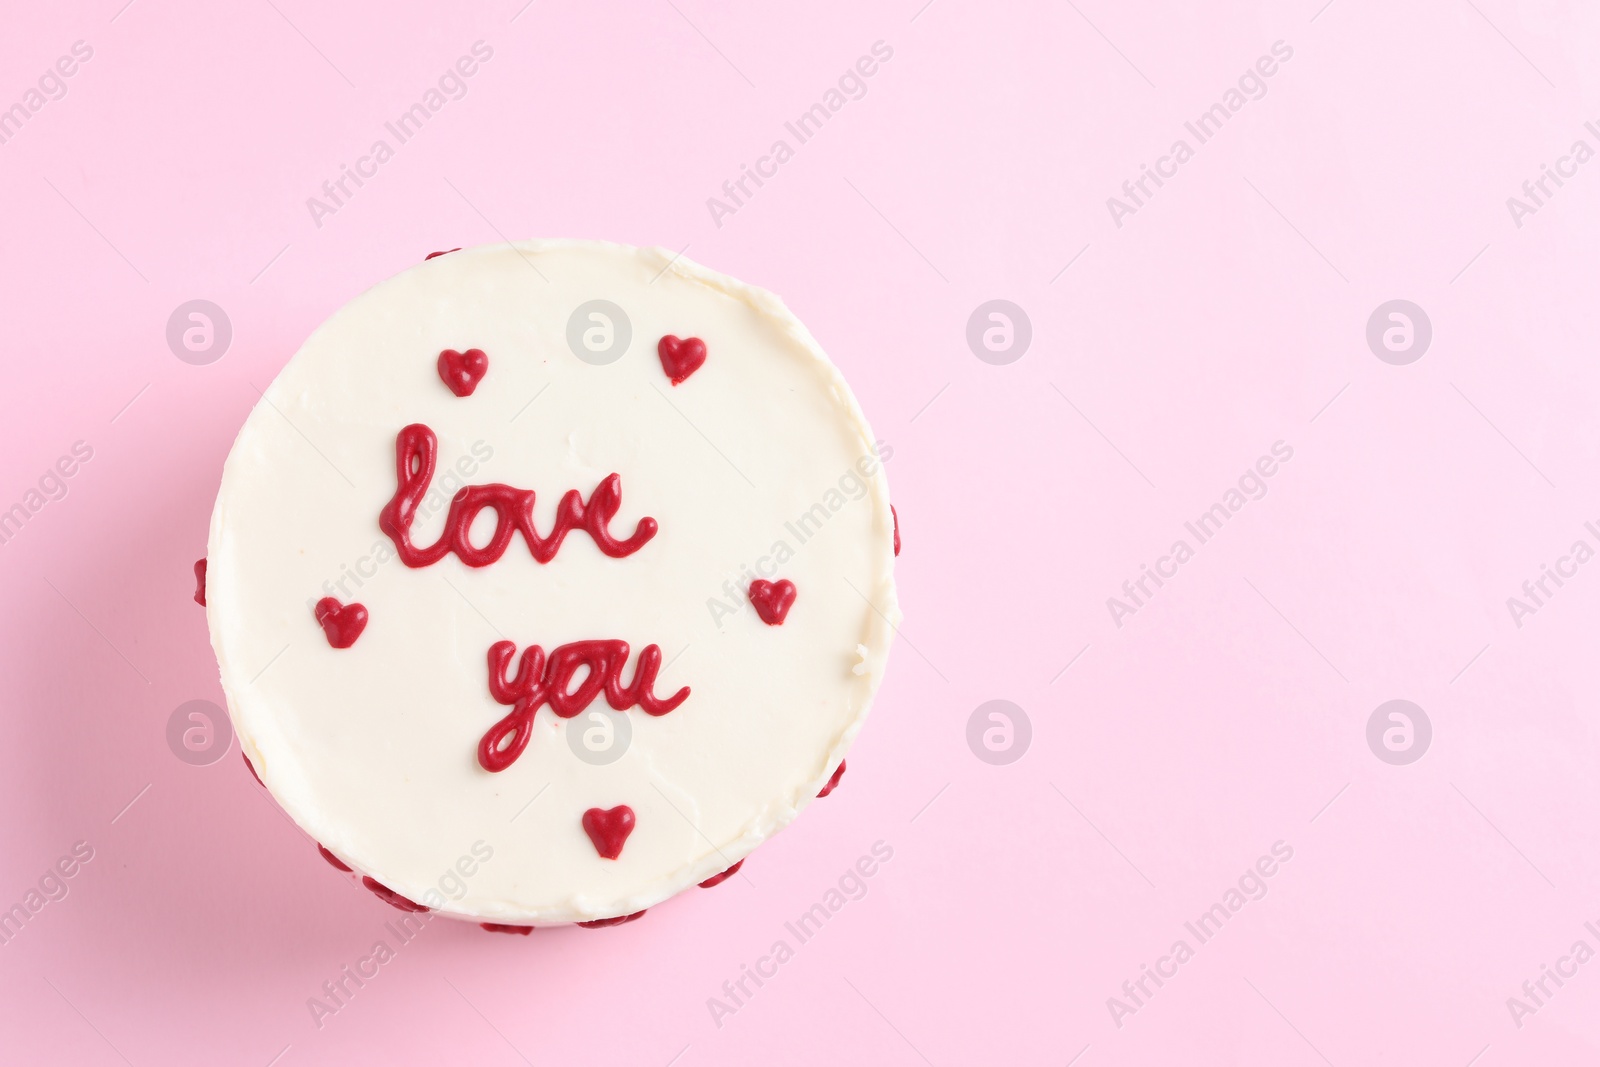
203 240 899 926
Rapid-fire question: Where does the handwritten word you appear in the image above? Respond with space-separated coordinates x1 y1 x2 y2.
480 640 689 771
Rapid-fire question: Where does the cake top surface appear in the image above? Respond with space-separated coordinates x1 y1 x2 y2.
207 240 898 923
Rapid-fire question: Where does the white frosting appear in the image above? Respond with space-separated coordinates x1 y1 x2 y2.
206 240 899 924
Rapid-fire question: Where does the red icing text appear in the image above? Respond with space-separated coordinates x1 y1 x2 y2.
479 639 689 772
379 424 657 568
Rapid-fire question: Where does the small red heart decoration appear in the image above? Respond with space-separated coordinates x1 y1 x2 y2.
657 335 707 385
193 558 207 606
699 858 744 888
438 348 489 397
582 805 636 860
314 597 368 648
748 579 797 625
480 923 534 935
817 760 847 798
362 876 429 913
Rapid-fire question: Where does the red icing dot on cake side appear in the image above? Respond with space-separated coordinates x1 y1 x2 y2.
748 579 797 625
314 597 368 648
362 876 430 912
242 752 263 786
892 505 901 556
318 845 352 872
425 248 460 260
193 558 207 606
577 910 646 928
657 335 707 385
582 805 636 860
699 859 743 888
481 923 534 935
437 348 489 397
380 424 657 568
818 760 847 798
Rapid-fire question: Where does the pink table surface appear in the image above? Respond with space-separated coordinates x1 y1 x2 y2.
3 0 1600 1064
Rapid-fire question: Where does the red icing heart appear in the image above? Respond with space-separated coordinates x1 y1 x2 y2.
315 597 368 648
582 805 636 860
699 859 743 888
481 923 534 935
748 579 797 625
362 876 429 913
657 335 706 385
317 844 351 872
438 348 489 397
818 759 846 798
193 558 207 606
578 910 646 928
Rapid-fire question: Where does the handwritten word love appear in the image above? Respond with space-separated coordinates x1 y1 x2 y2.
379 423 657 568
479 639 689 772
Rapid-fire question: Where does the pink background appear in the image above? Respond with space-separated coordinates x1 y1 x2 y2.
4 0 1600 1063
